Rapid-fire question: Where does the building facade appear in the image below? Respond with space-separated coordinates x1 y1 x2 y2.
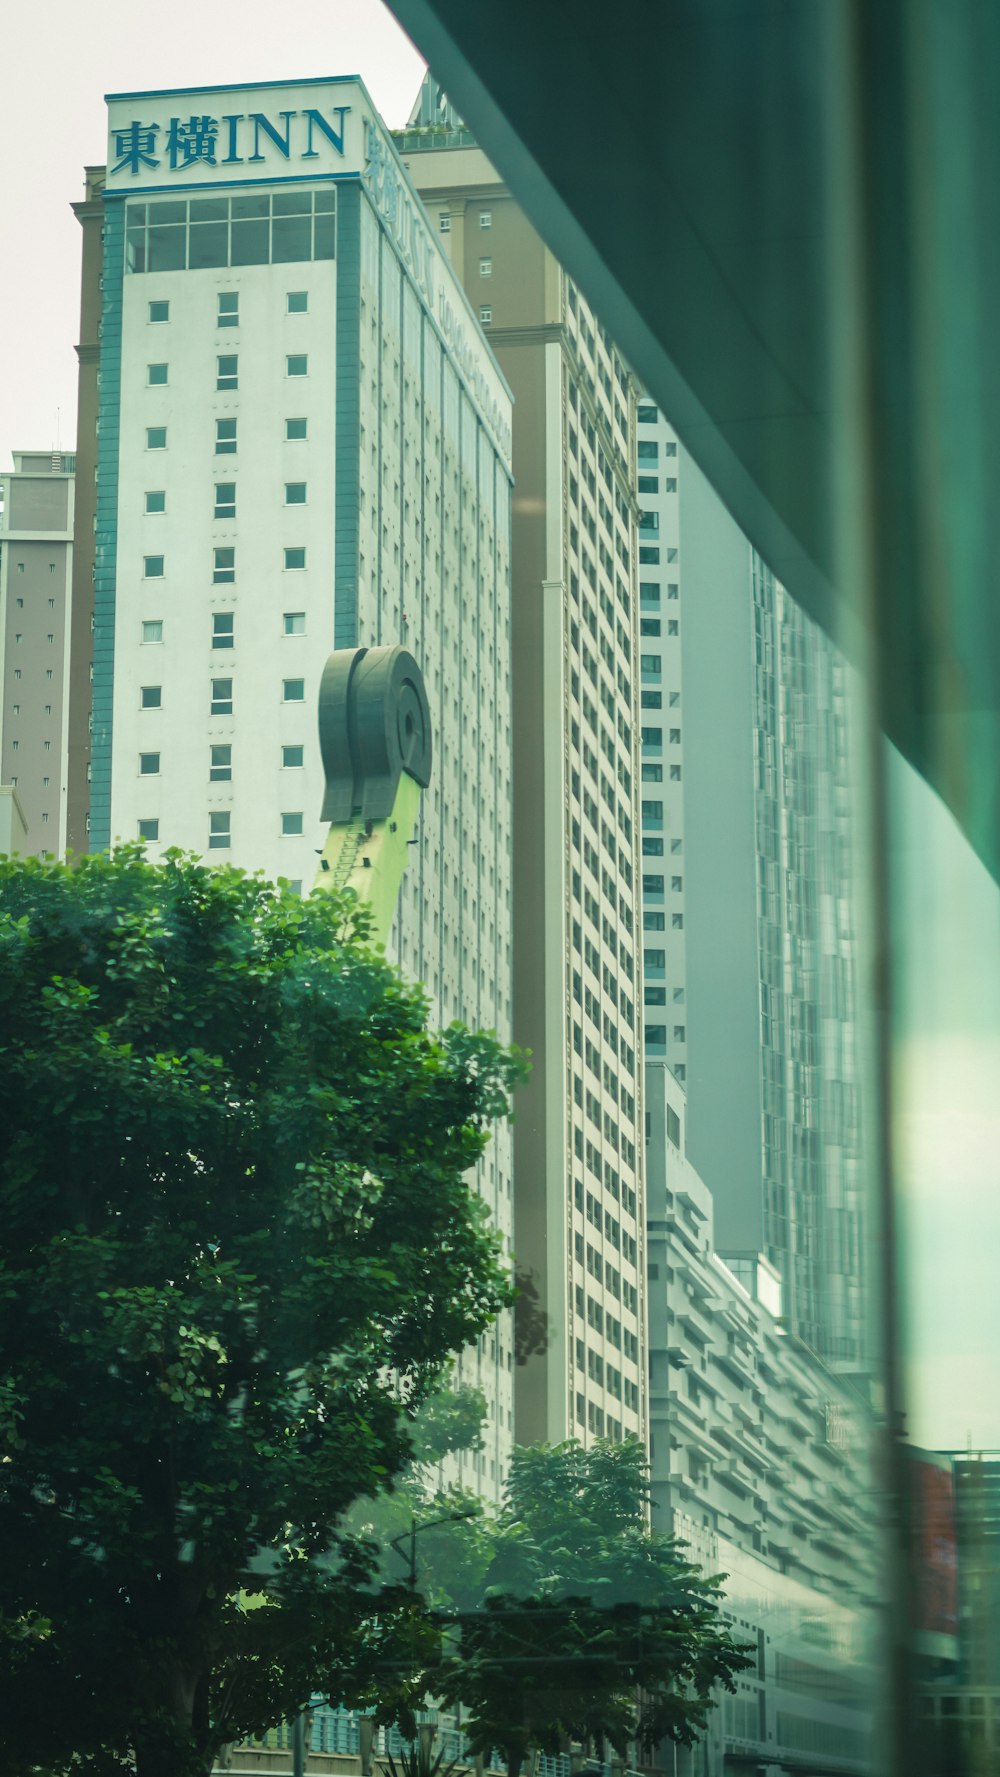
636 410 868 1370
0 451 76 856
402 86 648 1453
84 77 515 1496
646 1063 875 1776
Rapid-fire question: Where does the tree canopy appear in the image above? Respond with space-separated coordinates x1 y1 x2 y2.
356 1438 753 1777
0 849 523 1777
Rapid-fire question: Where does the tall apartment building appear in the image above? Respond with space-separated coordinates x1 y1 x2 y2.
0 451 76 856
402 80 648 1452
636 411 867 1370
79 77 515 1496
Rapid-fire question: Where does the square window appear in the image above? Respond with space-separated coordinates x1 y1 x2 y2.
479 257 492 276
283 611 305 635
479 305 492 325
144 490 165 514
286 354 308 377
213 547 235 584
285 417 307 440
281 812 304 836
282 678 305 702
140 685 162 709
148 300 169 323
667 619 679 635
217 354 238 390
638 475 658 493
479 210 492 228
284 481 307 505
211 678 233 715
217 292 239 327
138 818 160 841
144 555 164 579
638 404 658 423
284 547 306 571
210 743 232 782
214 483 236 519
282 744 305 768
147 363 168 386
141 620 163 644
146 426 167 450
215 418 237 455
287 290 308 313
639 545 660 565
208 812 231 850
212 612 235 649
139 752 160 776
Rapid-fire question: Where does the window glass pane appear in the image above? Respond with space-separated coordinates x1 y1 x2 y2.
147 364 168 386
141 621 163 644
231 219 270 265
186 222 227 269
283 612 306 635
285 483 307 505
272 216 312 262
273 191 311 215
282 744 305 767
281 812 304 835
145 491 165 514
146 427 167 450
287 291 308 313
137 819 159 841
127 227 147 273
283 678 305 701
314 211 336 258
284 548 306 570
140 686 161 709
148 300 169 323
285 418 307 440
147 227 186 272
286 355 308 377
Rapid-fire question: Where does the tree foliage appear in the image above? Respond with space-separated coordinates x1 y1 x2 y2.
0 849 523 1777
366 1440 752 1777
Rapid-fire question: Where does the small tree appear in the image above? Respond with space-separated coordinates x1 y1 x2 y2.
431 1441 752 1777
0 849 523 1777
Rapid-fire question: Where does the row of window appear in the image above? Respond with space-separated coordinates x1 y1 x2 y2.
144 482 308 516
147 290 310 327
137 811 306 847
126 191 335 274
138 677 305 713
138 613 305 645
439 208 492 231
140 546 307 579
145 417 308 451
135 744 305 776
146 353 308 388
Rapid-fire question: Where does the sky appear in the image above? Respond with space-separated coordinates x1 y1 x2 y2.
0 0 426 471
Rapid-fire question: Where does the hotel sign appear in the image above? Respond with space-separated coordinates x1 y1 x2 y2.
106 82 358 189
109 109 350 177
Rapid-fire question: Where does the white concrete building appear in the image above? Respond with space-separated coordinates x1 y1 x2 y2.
0 451 76 857
88 77 515 1497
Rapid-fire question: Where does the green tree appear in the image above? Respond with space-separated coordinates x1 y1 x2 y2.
0 849 523 1777
430 1441 753 1777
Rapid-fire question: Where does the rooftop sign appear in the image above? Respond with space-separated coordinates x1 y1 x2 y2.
106 81 359 190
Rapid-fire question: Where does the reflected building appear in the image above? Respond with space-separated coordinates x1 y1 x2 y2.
637 417 868 1371
646 1063 875 1776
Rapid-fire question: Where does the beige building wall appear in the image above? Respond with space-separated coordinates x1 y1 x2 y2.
405 129 648 1452
66 166 104 859
0 452 75 855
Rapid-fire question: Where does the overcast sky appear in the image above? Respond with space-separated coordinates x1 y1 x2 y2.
0 0 425 471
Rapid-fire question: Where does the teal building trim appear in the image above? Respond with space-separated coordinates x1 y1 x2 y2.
89 196 126 853
334 180 361 649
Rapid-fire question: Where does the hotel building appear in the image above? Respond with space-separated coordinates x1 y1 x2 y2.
81 76 515 1495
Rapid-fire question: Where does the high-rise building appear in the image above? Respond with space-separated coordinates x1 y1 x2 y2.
636 411 867 1370
402 81 649 1452
0 450 76 856
79 77 515 1497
